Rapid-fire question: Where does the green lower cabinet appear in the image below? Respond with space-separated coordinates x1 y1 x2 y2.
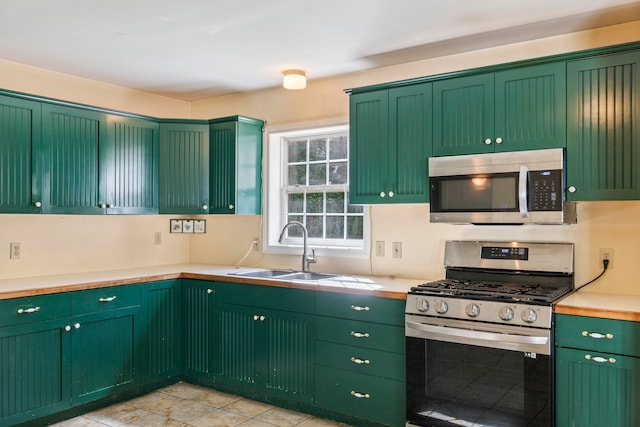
215 303 315 403
315 365 405 427
181 280 216 384
141 280 181 384
555 347 640 426
0 318 71 427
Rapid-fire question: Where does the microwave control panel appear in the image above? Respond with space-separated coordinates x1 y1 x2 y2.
529 169 562 211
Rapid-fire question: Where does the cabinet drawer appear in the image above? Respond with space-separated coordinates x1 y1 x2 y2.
316 292 405 325
316 365 405 427
0 293 70 326
316 316 405 353
215 281 315 313
316 341 405 380
71 285 141 316
556 314 640 356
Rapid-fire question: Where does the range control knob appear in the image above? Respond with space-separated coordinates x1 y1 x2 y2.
521 308 538 324
416 298 429 312
499 306 515 321
465 303 480 318
434 300 449 314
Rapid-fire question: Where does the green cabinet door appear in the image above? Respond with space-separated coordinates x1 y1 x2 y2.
209 116 263 215
41 104 108 214
70 306 139 404
141 280 181 384
104 115 159 214
566 51 640 200
0 95 42 213
216 303 315 403
349 84 432 204
159 121 210 214
181 280 215 384
0 319 71 426
555 347 640 426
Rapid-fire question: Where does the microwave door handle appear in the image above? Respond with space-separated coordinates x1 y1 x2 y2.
519 165 529 218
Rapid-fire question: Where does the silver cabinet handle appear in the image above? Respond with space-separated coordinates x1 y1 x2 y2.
351 357 370 365
99 203 107 209
202 204 209 210
388 191 394 197
495 137 503 144
350 331 369 338
107 204 114 208
351 391 370 399
253 315 259 320
98 296 117 302
74 323 80 329
64 325 71 332
253 315 266 321
568 186 577 193
351 305 370 312
585 354 616 364
260 315 265 321
484 138 492 145
229 204 234 209
34 201 42 208
582 331 613 339
207 288 214 294
379 192 385 198
17 307 40 314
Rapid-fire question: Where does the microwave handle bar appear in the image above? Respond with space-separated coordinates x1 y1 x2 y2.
519 166 529 218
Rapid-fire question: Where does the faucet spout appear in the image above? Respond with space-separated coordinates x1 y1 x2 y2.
278 221 317 272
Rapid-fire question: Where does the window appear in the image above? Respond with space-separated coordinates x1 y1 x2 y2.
265 122 369 257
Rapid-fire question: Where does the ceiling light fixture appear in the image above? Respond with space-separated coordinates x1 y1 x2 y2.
283 69 306 90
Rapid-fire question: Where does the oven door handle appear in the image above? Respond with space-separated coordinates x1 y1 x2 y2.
406 321 548 345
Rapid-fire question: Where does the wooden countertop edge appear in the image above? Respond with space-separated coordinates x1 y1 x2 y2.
0 271 409 301
555 304 640 322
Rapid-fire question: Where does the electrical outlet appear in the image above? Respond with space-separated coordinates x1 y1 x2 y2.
10 242 21 260
252 237 260 251
392 242 402 259
375 241 385 257
599 248 613 269
154 232 162 245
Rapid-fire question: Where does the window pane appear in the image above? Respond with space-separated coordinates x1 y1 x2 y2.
307 216 323 238
288 139 307 163
326 216 344 239
288 193 304 213
329 135 348 160
326 192 344 213
288 164 307 186
309 138 327 161
347 216 363 239
285 216 304 237
329 161 347 185
348 204 363 213
307 193 323 213
308 163 326 185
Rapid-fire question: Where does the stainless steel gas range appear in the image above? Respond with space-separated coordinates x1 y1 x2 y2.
406 240 574 427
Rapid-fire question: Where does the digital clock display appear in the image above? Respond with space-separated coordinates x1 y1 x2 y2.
481 246 529 260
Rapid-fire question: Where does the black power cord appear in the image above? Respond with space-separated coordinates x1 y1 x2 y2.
582 258 610 287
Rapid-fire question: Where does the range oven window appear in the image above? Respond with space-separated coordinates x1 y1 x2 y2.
430 173 519 212
406 337 550 427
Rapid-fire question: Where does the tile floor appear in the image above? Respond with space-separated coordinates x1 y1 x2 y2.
50 382 351 427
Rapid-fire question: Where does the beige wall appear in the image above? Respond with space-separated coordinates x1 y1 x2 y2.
0 21 639 295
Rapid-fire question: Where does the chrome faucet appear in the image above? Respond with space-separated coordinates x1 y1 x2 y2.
278 220 316 272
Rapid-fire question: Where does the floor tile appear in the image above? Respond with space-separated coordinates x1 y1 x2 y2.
126 391 184 414
50 416 110 427
158 382 209 400
122 412 189 427
85 403 152 426
157 400 214 422
187 408 250 427
223 398 274 417
194 388 242 408
255 407 311 427
295 416 351 427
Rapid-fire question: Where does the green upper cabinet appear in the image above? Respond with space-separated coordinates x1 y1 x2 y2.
209 116 263 215
433 62 566 156
566 50 640 201
41 104 108 214
0 95 42 213
159 121 210 214
349 83 432 204
103 115 159 214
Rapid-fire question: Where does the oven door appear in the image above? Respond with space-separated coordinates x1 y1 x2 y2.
406 315 552 427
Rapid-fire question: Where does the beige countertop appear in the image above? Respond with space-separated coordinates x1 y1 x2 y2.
0 264 418 301
555 290 640 322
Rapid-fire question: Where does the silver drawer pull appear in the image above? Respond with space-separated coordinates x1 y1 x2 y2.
585 354 616 364
17 307 40 314
351 305 370 311
98 296 117 303
207 288 214 294
582 331 613 339
350 331 370 338
351 390 370 399
351 357 370 365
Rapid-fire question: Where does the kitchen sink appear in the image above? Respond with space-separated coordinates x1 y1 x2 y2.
230 269 336 281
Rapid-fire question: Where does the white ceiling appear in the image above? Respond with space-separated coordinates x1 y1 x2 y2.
1 0 639 101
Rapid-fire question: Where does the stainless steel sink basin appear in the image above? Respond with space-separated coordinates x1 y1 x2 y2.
231 270 336 281
231 269 294 278
281 272 337 281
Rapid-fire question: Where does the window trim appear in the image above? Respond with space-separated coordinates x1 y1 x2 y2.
263 120 370 258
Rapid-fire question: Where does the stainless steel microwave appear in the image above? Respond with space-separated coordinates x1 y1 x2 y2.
428 148 576 224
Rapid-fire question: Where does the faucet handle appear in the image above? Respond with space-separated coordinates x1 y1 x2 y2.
307 249 317 264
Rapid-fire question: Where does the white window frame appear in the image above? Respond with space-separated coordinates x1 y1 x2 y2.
263 120 370 258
